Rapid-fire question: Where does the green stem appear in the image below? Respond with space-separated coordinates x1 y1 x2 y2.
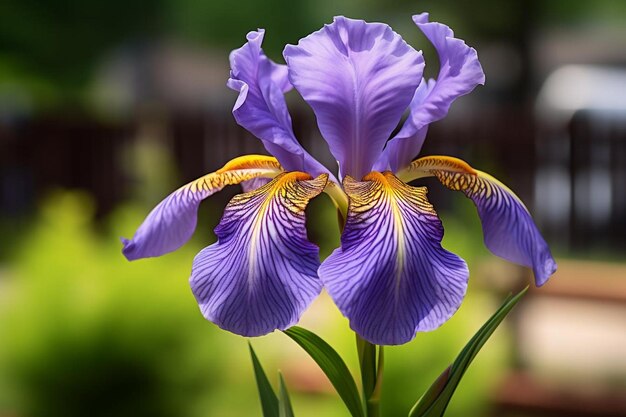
356 334 384 417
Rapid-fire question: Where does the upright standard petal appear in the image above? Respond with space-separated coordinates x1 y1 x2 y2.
376 13 485 171
228 30 328 176
399 156 557 286
373 79 433 173
190 172 328 337
319 172 468 345
407 13 485 128
284 17 424 179
122 155 283 261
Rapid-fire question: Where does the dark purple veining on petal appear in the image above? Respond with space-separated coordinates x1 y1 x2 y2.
320 172 468 345
190 173 327 337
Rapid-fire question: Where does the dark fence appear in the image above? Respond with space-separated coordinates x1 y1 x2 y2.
1 105 625 253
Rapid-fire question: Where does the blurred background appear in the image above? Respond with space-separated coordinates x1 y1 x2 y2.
1 0 626 416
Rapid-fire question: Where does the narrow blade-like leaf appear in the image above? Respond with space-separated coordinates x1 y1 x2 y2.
367 345 384 417
409 287 528 417
249 342 279 417
278 372 296 417
357 334 377 402
357 335 384 417
284 327 365 417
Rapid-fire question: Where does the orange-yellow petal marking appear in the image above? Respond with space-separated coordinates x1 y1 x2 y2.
397 155 526 209
396 154 556 285
344 172 438 285
122 154 284 260
187 154 283 193
228 172 328 278
318 170 468 344
190 172 328 336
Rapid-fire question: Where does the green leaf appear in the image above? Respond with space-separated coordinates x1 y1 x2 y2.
284 326 365 417
356 335 384 417
409 287 528 417
249 342 279 417
356 335 377 402
278 372 296 417
367 345 385 417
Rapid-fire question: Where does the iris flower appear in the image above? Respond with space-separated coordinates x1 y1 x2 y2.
122 13 556 345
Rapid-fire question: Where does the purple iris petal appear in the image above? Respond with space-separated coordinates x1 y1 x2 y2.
462 171 557 286
319 172 468 345
284 17 424 179
122 156 282 261
376 13 485 172
241 177 271 192
190 173 327 337
372 79 433 172
121 185 209 261
228 30 328 177
410 156 557 286
374 126 428 173
408 12 485 127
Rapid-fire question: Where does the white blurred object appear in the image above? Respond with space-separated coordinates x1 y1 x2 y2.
90 40 231 117
536 65 626 124
519 259 626 387
534 65 626 244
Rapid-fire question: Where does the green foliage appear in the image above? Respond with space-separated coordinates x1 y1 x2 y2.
0 0 164 103
249 343 279 417
284 327 364 417
409 287 528 416
356 335 377 405
249 344 295 417
2 0 624 106
0 189 512 417
162 0 318 56
278 372 295 417
356 336 383 417
379 293 510 417
275 284 520 417
0 191 238 417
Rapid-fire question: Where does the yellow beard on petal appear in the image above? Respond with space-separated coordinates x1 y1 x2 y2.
222 171 328 281
186 155 283 194
398 155 528 210
346 171 438 297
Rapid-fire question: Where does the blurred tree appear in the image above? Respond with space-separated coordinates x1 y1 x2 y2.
162 0 317 56
1 0 624 105
0 0 164 103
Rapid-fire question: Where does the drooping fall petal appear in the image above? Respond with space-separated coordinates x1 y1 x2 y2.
122 155 283 260
284 16 424 179
190 172 328 336
319 172 468 345
400 156 557 286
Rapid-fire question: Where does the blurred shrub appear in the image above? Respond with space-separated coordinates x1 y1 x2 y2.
0 189 509 417
0 191 242 417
